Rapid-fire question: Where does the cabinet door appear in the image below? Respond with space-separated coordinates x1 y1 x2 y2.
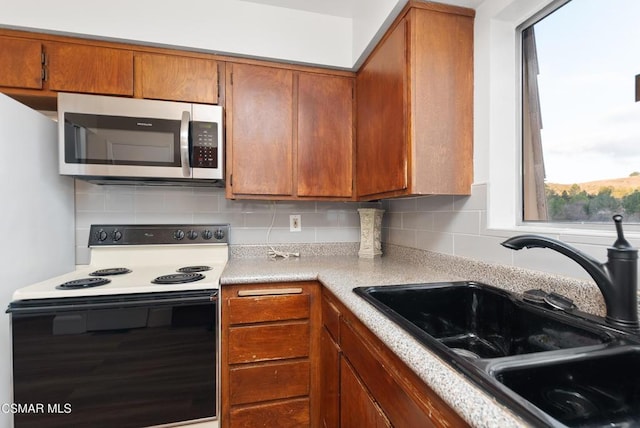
340 358 391 428
297 73 353 197
227 63 293 196
135 53 218 104
0 37 43 89
46 42 133 96
356 19 408 198
320 327 340 428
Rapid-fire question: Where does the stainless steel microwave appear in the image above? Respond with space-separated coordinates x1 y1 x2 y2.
58 93 224 185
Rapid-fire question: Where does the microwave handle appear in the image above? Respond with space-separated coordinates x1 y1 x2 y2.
180 111 191 178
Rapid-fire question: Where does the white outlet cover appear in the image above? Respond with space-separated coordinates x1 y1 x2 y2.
290 215 301 232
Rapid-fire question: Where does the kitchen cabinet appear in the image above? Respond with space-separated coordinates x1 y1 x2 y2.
0 29 221 110
134 52 219 104
356 2 474 200
45 41 134 96
225 62 354 200
220 282 321 428
0 36 43 90
320 288 469 427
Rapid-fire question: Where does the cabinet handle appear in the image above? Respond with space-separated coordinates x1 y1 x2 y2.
237 287 303 297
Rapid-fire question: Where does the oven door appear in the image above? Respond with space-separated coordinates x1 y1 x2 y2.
8 290 218 428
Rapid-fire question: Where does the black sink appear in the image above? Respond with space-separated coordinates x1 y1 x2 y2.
354 281 638 427
355 282 611 359
490 346 640 427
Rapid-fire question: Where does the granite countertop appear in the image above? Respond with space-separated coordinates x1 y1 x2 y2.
221 243 610 427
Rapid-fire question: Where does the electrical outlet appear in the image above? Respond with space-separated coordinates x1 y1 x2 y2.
290 215 301 232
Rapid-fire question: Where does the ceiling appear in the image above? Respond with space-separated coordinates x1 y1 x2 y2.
238 0 482 18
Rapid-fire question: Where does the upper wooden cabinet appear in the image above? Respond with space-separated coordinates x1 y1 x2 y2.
226 63 295 197
298 73 353 198
45 42 133 96
134 53 218 104
356 2 474 200
0 36 43 90
226 62 354 200
0 30 220 109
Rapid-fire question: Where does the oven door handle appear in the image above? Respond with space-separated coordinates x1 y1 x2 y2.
7 292 218 315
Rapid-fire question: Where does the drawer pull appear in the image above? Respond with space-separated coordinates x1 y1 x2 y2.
237 288 303 297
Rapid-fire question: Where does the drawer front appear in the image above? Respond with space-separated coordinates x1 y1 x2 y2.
322 294 341 342
228 322 310 364
229 397 310 428
228 292 310 325
230 360 310 405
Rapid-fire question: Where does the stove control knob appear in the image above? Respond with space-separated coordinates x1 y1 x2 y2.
97 229 108 242
202 230 213 240
174 229 185 241
187 230 198 240
213 229 225 240
113 230 123 242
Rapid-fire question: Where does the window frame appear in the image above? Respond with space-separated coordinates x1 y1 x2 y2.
483 0 640 240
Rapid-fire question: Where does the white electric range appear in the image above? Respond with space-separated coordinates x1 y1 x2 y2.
8 224 228 428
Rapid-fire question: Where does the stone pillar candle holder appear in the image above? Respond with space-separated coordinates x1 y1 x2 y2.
358 208 385 258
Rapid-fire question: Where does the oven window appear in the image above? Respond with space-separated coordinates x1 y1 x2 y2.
64 113 181 167
11 299 216 428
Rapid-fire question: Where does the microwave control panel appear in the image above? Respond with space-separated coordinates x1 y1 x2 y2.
191 121 218 168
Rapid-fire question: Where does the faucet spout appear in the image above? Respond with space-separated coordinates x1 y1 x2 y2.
501 218 638 330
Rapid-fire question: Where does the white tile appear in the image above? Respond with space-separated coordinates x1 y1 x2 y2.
454 234 514 265
403 211 433 230
416 231 454 255
316 227 360 242
416 195 455 212
453 183 487 211
433 211 481 234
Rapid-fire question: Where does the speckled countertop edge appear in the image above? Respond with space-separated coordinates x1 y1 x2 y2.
221 243 607 427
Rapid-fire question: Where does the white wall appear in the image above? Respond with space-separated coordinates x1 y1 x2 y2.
0 0 419 69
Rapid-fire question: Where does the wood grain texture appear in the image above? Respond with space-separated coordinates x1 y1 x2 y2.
230 360 310 405
297 73 354 197
228 293 310 325
0 37 42 89
320 327 340 428
228 322 310 364
227 63 294 196
356 19 408 198
322 293 341 343
221 282 321 428
323 287 470 428
340 358 391 428
410 8 474 195
46 42 133 96
229 397 310 428
135 53 218 104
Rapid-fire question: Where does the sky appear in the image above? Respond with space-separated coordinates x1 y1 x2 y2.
533 0 640 184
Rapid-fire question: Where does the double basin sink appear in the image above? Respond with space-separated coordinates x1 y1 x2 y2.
354 282 640 427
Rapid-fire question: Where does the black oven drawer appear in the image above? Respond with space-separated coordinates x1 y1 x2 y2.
8 290 218 428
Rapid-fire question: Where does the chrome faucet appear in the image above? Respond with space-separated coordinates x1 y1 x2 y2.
501 215 639 330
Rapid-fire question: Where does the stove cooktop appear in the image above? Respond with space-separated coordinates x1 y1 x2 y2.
12 224 229 301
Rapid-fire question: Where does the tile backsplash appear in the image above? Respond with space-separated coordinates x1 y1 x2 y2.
74 180 377 264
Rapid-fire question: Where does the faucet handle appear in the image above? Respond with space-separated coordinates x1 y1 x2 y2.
612 214 634 250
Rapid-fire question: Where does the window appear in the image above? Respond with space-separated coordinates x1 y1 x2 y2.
521 0 640 224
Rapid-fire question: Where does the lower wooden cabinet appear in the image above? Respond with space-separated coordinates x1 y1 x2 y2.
321 288 470 428
222 282 468 427
221 282 321 428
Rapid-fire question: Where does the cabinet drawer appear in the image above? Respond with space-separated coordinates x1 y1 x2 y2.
322 294 340 342
228 292 309 325
230 360 310 405
229 397 309 428
228 322 310 364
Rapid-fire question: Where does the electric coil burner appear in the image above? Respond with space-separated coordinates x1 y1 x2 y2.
152 272 206 284
56 277 111 290
89 267 132 276
177 265 212 273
